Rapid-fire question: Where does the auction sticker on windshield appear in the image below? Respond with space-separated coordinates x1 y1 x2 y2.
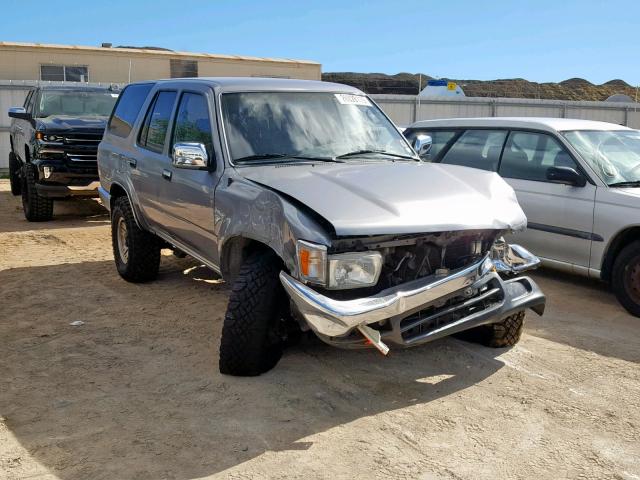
335 93 372 107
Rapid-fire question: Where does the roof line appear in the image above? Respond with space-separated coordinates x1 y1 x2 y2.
0 41 320 66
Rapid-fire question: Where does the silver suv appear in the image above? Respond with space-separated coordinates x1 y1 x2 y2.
405 117 640 317
98 78 545 376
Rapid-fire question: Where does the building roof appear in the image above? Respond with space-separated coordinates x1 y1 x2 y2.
0 41 320 66
136 77 361 93
410 117 633 132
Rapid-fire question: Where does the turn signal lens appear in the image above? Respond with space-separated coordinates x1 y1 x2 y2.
35 131 44 140
296 240 327 285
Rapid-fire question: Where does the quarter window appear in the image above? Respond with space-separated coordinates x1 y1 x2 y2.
499 131 576 182
172 93 213 155
441 130 507 171
139 91 177 153
108 83 154 138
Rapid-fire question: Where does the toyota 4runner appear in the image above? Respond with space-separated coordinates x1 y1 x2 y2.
97 78 546 376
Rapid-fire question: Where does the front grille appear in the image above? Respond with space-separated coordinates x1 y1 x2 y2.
63 132 102 163
399 278 504 342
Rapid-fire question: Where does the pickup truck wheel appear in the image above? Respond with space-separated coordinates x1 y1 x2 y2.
612 241 640 317
9 152 22 196
21 164 53 222
111 196 161 283
219 252 286 376
458 311 525 348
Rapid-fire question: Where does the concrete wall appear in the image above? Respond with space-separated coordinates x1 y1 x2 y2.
372 94 640 128
0 42 321 83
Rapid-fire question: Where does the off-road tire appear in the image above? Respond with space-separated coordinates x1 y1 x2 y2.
21 164 53 221
611 241 640 317
111 196 161 283
458 311 525 348
9 152 22 196
219 252 286 376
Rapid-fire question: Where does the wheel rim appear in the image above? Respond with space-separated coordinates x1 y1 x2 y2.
117 217 129 264
624 259 640 304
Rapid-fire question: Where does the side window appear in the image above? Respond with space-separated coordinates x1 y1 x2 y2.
499 131 576 182
405 129 457 160
171 92 214 156
108 83 154 138
441 130 507 171
138 91 177 153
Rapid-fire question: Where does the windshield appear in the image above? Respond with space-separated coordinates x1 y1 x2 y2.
221 92 416 162
35 90 119 118
563 129 640 185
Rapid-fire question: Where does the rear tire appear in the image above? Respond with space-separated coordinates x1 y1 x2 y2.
458 311 525 348
219 251 287 376
21 164 53 222
9 152 22 196
611 241 640 317
111 196 161 283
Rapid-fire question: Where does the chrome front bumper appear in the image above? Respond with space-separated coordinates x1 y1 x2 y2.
280 248 545 350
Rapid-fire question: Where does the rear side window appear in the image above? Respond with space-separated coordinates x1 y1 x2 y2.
172 92 214 155
139 91 177 153
108 83 153 138
405 129 457 160
441 129 507 172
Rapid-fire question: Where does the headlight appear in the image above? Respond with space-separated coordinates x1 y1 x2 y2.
296 240 382 289
328 251 382 289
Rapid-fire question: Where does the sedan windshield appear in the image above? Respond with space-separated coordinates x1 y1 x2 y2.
221 92 416 163
563 129 640 185
35 90 119 118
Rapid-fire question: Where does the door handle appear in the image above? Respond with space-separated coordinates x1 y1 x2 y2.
162 169 172 181
128 157 137 168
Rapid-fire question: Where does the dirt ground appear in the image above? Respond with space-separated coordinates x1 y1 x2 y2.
0 179 639 480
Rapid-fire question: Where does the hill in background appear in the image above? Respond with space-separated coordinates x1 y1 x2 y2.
322 72 638 102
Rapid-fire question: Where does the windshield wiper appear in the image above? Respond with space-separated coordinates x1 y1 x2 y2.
234 153 343 164
609 180 640 188
335 149 418 161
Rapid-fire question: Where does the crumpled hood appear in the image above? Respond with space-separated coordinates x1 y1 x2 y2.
238 162 527 236
37 115 108 131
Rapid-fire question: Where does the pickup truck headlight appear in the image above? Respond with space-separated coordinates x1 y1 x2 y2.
296 240 382 289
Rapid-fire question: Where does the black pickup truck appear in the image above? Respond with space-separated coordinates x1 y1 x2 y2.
8 85 119 221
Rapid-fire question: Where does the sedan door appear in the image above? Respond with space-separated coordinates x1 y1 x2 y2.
498 130 597 273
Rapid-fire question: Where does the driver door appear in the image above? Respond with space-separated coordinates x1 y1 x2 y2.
499 130 597 271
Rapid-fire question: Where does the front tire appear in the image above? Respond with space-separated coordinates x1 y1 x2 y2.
219 251 287 376
21 164 53 222
111 196 161 283
458 311 525 348
9 152 22 196
611 241 640 317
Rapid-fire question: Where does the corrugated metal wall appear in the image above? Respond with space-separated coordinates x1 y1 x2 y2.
371 94 640 129
2 85 640 172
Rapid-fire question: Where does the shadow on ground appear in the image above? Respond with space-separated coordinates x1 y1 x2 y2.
0 190 109 233
528 268 640 363
0 256 507 479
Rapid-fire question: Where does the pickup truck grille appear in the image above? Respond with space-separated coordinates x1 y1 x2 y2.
63 133 102 163
399 278 504 342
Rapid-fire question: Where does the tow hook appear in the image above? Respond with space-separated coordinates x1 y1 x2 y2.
357 324 390 355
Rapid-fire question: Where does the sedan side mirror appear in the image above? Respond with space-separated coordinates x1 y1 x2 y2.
546 166 586 187
8 106 31 120
413 134 433 160
172 142 209 169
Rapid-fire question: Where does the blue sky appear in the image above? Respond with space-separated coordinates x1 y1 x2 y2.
2 0 638 85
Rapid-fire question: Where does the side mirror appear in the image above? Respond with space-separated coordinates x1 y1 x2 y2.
413 134 433 159
8 106 31 120
172 142 209 169
546 166 586 187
